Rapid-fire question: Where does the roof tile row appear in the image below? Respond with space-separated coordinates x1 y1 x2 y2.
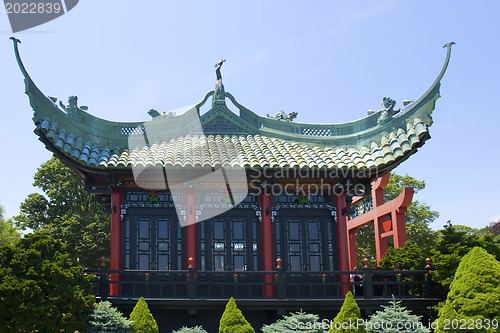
37 117 429 171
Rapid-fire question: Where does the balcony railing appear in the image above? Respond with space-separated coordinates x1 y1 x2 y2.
85 258 434 301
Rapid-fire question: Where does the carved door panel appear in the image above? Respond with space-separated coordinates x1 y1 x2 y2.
123 208 182 270
198 210 259 271
276 210 336 273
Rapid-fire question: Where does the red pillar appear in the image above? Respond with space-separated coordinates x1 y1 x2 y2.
260 187 275 297
335 194 350 296
391 210 407 248
372 176 388 265
110 188 122 296
185 190 197 268
348 229 358 270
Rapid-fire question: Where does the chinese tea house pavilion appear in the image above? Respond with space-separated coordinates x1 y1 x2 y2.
12 38 453 329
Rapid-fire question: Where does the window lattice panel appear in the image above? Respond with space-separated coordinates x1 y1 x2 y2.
302 128 332 136
121 126 145 135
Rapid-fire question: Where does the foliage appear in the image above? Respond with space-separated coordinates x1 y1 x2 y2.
378 241 425 271
488 218 500 237
87 300 132 332
14 157 110 267
0 204 20 245
434 247 500 333
384 174 439 253
329 291 366 333
130 297 159 333
366 296 429 332
0 231 94 332
355 174 439 267
431 222 500 293
172 325 208 333
219 297 255 333
262 310 326 333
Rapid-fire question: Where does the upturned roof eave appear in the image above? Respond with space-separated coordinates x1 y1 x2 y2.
12 37 453 182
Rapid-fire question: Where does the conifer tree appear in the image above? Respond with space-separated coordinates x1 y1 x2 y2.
87 301 132 333
329 291 366 333
366 296 429 332
129 297 159 333
171 326 208 333
261 310 326 332
434 247 500 333
219 297 255 333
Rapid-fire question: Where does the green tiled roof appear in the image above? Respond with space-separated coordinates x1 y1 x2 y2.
12 38 453 176
35 119 428 170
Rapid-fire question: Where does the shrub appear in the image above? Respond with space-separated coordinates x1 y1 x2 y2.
219 297 254 333
262 310 326 332
378 241 425 271
129 297 159 333
434 247 500 333
171 325 208 333
329 291 365 333
366 296 429 332
87 301 132 332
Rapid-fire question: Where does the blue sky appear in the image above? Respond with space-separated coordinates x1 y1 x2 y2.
1 1 499 230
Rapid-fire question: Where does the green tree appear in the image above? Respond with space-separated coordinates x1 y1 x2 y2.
219 297 255 333
0 205 20 245
87 300 132 333
261 310 326 332
172 326 208 333
15 157 110 267
384 174 438 254
366 297 429 333
0 231 94 332
434 247 500 333
431 222 500 293
378 241 425 271
130 297 159 333
355 174 439 267
329 291 366 333
489 218 500 237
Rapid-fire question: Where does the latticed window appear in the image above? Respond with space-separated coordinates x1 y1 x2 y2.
121 126 145 135
302 127 332 136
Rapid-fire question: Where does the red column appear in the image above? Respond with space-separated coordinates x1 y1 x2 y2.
372 177 388 265
260 187 275 297
374 216 389 264
335 194 350 296
110 188 122 296
185 190 197 268
391 210 407 248
348 229 358 270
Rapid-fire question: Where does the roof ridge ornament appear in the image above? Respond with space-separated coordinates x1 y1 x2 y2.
10 37 31 81
213 59 226 105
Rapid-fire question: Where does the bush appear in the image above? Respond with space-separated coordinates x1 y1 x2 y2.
262 310 326 332
329 291 365 333
366 296 429 332
172 325 208 333
434 247 500 333
219 297 254 333
87 301 132 332
378 241 425 270
130 297 159 333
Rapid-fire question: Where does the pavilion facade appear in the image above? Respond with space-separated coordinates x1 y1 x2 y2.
12 38 453 330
